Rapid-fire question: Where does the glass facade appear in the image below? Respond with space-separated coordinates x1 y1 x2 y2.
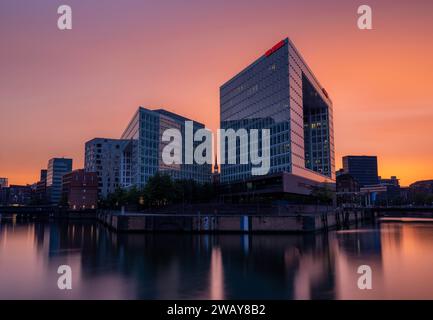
343 156 379 187
220 38 335 185
120 107 211 188
46 158 72 204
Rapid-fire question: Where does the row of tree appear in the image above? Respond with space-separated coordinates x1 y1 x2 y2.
101 173 216 210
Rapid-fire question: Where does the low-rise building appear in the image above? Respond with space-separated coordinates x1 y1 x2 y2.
409 180 433 205
379 176 400 187
0 187 9 205
336 173 361 206
0 177 8 189
34 169 48 204
62 169 98 210
7 185 32 205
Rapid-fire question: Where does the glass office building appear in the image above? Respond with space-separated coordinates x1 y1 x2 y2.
343 155 379 187
220 38 335 195
120 107 211 188
46 158 73 204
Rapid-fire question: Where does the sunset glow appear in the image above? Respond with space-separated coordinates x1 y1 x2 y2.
1 0 433 186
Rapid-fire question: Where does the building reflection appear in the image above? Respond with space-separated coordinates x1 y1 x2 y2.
27 221 342 299
332 223 385 299
14 219 433 299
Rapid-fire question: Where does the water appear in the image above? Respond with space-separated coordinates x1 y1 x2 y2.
1 216 433 299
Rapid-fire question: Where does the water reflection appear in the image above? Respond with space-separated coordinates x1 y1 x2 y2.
1 218 433 299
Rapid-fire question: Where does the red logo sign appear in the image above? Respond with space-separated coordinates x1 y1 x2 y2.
265 40 285 57
322 88 329 99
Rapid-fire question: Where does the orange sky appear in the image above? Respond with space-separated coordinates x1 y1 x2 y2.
1 0 432 186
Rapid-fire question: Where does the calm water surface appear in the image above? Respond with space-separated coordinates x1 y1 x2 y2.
1 216 433 299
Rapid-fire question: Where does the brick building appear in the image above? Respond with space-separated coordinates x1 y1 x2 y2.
62 169 98 210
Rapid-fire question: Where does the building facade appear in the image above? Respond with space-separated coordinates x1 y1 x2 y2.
0 188 8 205
379 176 399 187
219 38 335 196
34 169 48 204
62 169 98 210
343 156 378 187
5 185 32 205
47 158 73 204
336 173 361 206
409 180 433 205
120 107 212 189
84 138 126 199
0 178 8 189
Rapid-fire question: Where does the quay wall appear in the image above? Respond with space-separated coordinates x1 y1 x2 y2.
97 208 373 233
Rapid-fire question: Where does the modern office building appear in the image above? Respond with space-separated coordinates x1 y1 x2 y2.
219 38 335 198
62 169 98 210
342 156 378 187
46 158 73 204
34 169 48 204
84 138 126 199
120 107 211 188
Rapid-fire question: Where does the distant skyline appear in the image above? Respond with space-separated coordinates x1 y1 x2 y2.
1 0 433 186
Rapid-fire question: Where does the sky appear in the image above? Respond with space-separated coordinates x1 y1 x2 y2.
1 0 432 187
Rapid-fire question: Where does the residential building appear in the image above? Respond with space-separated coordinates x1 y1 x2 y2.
62 169 98 210
84 138 126 199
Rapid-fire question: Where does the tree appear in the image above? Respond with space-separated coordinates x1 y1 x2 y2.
311 184 335 205
144 173 175 208
102 172 218 210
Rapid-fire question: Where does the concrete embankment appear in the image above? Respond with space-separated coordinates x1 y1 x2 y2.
98 208 373 233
